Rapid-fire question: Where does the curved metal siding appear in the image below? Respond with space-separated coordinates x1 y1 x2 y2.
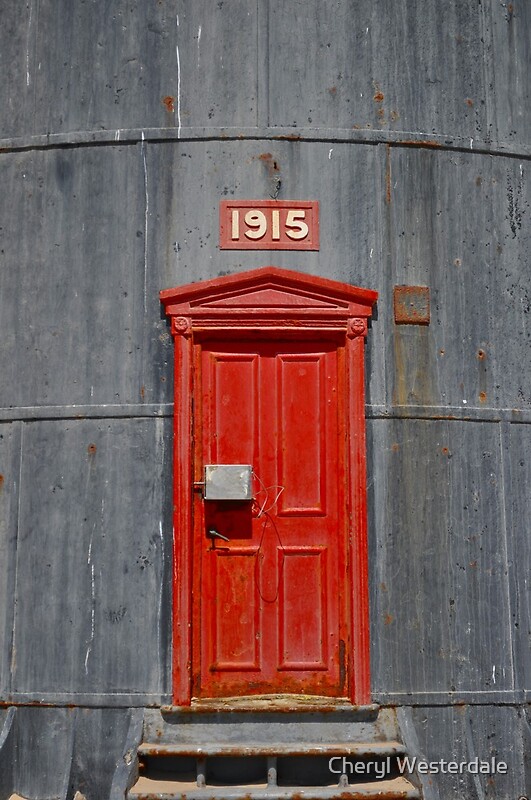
0 1 529 797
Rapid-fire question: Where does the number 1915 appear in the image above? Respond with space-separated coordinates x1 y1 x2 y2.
220 201 319 251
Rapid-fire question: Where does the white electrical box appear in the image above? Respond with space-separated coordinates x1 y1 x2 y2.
204 465 253 501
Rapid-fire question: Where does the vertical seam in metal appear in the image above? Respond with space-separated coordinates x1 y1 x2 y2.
498 419 516 691
377 141 390 408
257 0 270 128
9 421 25 694
479 0 497 147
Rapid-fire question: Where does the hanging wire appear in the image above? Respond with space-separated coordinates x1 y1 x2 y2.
251 468 286 603
252 468 285 517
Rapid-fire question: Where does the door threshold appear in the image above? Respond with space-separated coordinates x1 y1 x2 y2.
161 695 379 716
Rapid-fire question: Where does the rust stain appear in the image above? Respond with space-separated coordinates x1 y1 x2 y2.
385 144 392 204
477 349 486 360
328 86 337 95
373 90 385 103
441 447 451 457
454 258 462 267
390 109 400 121
162 95 175 113
400 139 443 149
0 475 3 488
140 385 146 400
258 152 280 173
479 391 487 403
393 285 430 325
465 98 474 107
384 613 394 626
87 443 97 455
391 443 400 452
338 639 346 695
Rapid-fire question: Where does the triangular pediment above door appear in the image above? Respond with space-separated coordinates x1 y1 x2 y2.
160 266 377 322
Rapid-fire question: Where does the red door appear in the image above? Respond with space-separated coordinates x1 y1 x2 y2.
192 339 347 699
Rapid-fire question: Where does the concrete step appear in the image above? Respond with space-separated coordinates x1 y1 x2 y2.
143 707 398 747
128 775 421 799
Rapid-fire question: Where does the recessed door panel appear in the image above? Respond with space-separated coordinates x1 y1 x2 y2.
195 340 346 699
212 547 260 671
277 355 327 515
278 546 327 670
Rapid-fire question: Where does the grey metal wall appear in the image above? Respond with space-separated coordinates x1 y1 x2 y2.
0 1 529 797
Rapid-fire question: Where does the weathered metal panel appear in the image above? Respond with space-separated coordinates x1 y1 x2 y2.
388 147 530 410
398 705 527 800
0 0 258 141
367 418 513 696
0 423 20 696
0 145 173 409
486 0 531 147
67 708 139 800
13 707 74 799
268 0 487 141
11 418 172 700
507 422 531 691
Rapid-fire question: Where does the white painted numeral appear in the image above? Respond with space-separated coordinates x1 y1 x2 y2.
285 209 308 240
244 209 268 239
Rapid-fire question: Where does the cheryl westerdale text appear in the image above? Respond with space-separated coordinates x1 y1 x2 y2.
328 756 508 779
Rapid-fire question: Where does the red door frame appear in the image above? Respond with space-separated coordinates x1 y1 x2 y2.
161 266 377 707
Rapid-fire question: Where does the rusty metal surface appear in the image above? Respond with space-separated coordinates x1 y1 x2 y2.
393 287 430 326
137 743 407 758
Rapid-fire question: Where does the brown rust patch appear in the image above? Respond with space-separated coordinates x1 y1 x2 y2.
385 144 392 204
328 86 337 95
373 90 384 103
384 613 394 626
162 95 175 113
393 285 430 325
258 152 280 173
465 98 474 107
0 475 3 488
87 443 97 455
140 385 146 400
391 443 400 452
477 349 486 360
479 391 487 403
338 639 346 695
400 139 443 149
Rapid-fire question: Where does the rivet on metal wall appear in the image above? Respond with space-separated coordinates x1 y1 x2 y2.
393 285 430 325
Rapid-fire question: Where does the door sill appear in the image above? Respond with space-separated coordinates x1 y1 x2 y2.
162 695 379 715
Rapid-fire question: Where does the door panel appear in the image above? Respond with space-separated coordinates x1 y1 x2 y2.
277 355 327 515
194 340 345 699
